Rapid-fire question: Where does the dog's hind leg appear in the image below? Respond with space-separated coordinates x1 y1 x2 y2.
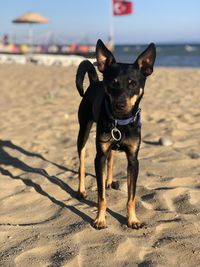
77 98 93 198
77 101 93 199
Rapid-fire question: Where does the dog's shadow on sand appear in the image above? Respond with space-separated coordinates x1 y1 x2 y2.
0 139 126 226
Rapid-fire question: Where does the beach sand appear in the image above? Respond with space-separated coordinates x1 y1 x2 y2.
0 64 200 266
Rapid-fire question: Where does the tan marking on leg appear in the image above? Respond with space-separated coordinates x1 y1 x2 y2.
127 198 139 226
78 145 87 198
93 139 110 229
124 137 141 155
93 198 107 229
127 167 143 229
100 140 112 153
77 121 93 198
106 150 115 188
93 170 107 229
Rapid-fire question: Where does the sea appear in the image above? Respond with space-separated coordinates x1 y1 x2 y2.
113 44 200 67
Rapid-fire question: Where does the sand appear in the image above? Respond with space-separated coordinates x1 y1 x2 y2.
0 63 199 267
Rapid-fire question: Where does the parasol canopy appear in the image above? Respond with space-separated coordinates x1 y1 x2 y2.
12 12 48 24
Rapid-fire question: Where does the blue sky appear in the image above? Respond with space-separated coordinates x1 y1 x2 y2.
1 0 200 44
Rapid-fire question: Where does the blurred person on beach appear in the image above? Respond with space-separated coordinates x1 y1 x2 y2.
2 34 9 46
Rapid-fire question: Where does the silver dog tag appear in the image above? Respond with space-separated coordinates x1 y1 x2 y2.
111 126 122 141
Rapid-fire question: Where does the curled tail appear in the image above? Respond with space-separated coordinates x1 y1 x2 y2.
76 60 99 97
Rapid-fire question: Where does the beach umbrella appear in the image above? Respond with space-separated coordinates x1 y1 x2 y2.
12 12 49 45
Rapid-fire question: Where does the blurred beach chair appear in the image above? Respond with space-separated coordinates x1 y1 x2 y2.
20 44 30 54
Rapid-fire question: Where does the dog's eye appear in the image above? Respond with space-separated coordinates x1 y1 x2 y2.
112 78 119 86
128 80 137 87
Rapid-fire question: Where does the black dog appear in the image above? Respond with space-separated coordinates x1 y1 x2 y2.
76 39 156 229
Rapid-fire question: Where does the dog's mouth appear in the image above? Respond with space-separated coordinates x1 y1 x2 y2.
110 100 133 118
109 95 139 118
114 102 127 111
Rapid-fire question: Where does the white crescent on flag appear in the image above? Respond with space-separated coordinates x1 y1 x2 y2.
114 3 126 15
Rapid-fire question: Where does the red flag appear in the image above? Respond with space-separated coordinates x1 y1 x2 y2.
113 0 133 16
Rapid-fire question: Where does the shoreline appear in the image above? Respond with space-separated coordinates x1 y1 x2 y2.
1 53 200 69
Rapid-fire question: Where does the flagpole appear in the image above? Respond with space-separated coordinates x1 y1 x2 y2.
108 0 114 50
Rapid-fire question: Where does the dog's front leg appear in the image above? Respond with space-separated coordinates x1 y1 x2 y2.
106 150 115 188
126 152 144 229
93 145 109 229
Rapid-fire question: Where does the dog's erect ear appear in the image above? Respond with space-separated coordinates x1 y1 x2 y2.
96 39 116 72
136 43 156 76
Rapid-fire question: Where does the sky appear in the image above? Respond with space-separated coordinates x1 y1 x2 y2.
0 0 200 45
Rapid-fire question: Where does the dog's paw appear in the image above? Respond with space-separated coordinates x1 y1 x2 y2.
92 218 107 230
127 220 145 229
76 191 87 199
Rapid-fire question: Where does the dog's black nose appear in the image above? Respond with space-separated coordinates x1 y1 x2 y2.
116 103 126 109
